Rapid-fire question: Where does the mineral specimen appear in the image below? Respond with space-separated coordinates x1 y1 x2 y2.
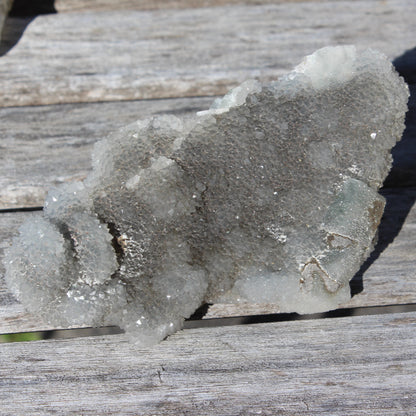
4 46 408 346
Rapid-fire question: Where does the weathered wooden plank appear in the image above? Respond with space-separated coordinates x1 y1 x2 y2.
0 0 414 107
1 188 415 333
54 0 356 13
2 23 415 210
0 97 213 209
344 188 416 308
0 311 415 415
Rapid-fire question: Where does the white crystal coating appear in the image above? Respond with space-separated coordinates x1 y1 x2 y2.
4 46 409 346
198 79 262 116
289 45 357 89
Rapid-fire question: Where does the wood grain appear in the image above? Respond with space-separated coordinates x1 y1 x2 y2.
0 97 213 209
55 0 341 13
2 3 415 210
0 311 415 415
58 0 384 13
1 188 414 333
0 0 414 107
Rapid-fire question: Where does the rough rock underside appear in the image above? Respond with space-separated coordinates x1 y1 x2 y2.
4 46 409 346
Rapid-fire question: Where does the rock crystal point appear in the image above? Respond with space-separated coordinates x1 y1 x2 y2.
4 46 409 346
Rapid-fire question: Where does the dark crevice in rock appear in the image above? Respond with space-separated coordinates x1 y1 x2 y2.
106 222 125 267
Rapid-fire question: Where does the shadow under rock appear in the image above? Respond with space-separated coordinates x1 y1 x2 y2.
350 46 416 296
0 0 56 57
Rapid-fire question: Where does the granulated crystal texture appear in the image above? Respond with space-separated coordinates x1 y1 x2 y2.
4 46 409 346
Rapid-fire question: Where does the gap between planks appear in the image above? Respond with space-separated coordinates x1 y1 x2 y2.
2 302 416 342
0 188 415 333
0 1 410 338
0 311 415 415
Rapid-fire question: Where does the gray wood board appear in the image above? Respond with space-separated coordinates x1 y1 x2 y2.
55 0 366 13
0 0 414 107
0 311 415 415
0 97 213 209
54 0 339 13
1 188 415 333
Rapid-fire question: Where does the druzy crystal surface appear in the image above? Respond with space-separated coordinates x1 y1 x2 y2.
4 46 408 345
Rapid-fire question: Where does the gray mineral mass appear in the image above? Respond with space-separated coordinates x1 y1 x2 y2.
4 46 409 346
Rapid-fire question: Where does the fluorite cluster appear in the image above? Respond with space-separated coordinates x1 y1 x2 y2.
4 46 408 346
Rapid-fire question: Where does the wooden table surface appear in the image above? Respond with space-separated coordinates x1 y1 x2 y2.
0 1 415 414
